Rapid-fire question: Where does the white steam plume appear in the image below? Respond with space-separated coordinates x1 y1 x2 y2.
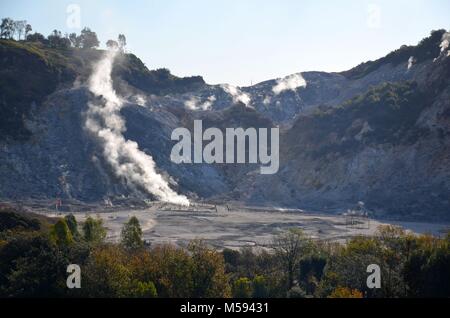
134 95 147 106
272 73 307 95
221 84 251 106
440 31 450 53
407 56 415 70
184 95 216 111
85 50 189 206
263 96 271 105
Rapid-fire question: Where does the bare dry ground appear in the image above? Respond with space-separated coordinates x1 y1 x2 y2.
16 200 449 249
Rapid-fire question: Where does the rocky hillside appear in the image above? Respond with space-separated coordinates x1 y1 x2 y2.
0 40 204 142
0 30 449 221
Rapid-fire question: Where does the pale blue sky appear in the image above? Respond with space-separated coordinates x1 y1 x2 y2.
1 0 449 86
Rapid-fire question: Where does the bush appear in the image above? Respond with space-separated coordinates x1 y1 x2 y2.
329 287 363 298
131 281 157 298
232 277 253 298
252 275 270 298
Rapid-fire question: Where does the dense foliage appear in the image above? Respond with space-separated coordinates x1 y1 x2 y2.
113 55 205 96
0 205 448 298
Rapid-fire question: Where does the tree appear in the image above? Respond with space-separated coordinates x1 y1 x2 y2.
13 20 26 40
82 216 106 244
232 277 253 298
51 219 73 246
322 236 384 297
106 39 119 50
26 32 46 43
222 248 241 272
80 27 99 49
121 216 143 250
252 275 270 298
0 18 14 39
25 24 32 38
298 254 327 295
273 229 312 289
47 30 70 48
403 234 450 297
82 245 133 297
48 29 61 47
118 34 126 51
0 234 68 297
149 245 195 297
130 281 158 298
0 19 7 38
83 246 159 298
64 214 80 238
68 33 82 48
188 240 231 297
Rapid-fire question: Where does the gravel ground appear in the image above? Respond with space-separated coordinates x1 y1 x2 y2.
27 201 450 249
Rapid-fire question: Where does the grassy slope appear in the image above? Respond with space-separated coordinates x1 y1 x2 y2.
0 203 56 234
0 40 79 141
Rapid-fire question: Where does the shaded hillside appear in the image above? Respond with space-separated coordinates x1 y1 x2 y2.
0 40 205 142
287 81 429 159
0 40 77 141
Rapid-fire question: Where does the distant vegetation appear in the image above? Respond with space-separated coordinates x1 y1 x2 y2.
1 17 126 51
285 80 435 162
0 205 448 298
341 29 446 79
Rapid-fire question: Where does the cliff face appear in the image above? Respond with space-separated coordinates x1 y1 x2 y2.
235 50 450 221
0 30 449 221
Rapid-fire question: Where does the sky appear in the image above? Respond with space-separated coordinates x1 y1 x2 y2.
1 0 449 86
